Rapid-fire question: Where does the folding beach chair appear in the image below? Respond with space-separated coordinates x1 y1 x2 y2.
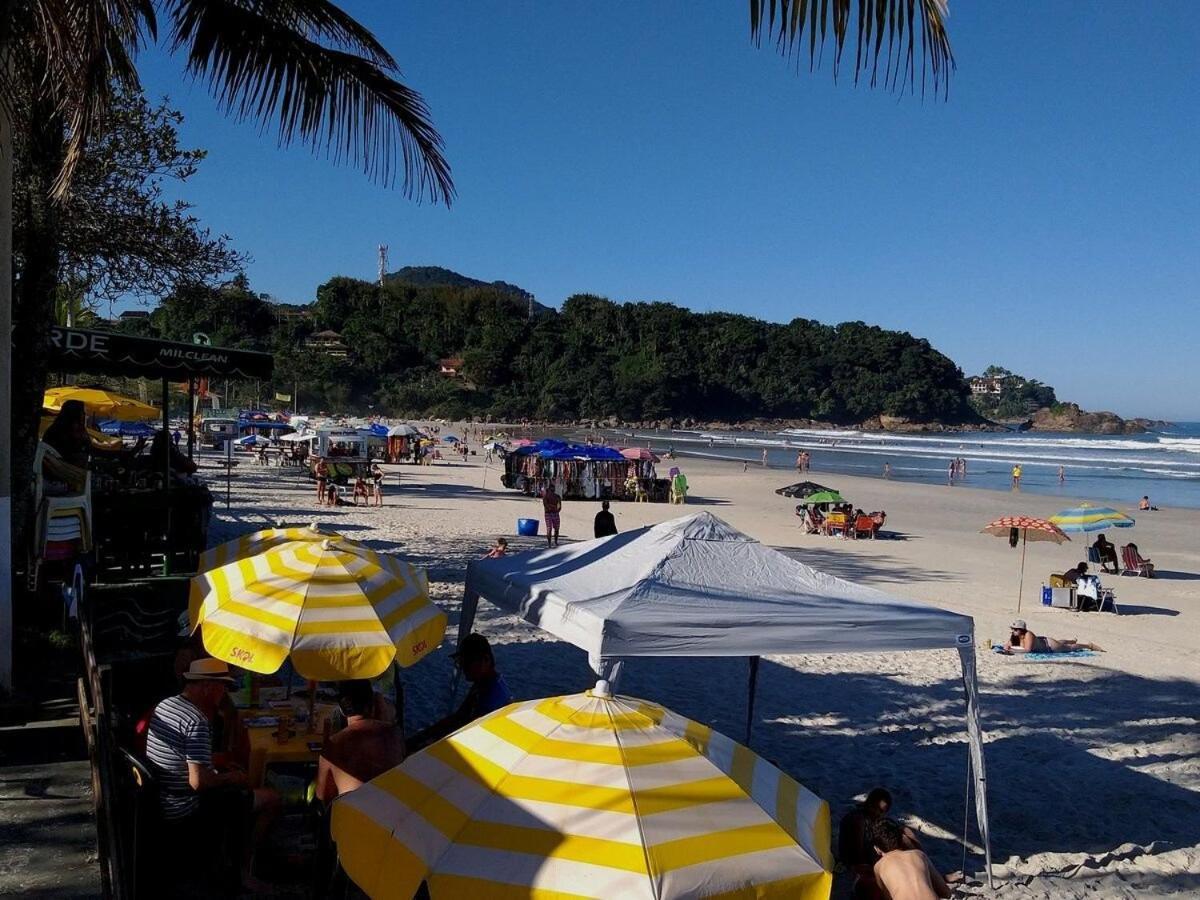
1120 543 1154 578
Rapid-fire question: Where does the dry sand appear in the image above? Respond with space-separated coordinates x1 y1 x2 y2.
205 444 1200 898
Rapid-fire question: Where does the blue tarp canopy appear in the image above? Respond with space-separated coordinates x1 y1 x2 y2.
369 423 390 437
98 419 156 437
513 439 625 461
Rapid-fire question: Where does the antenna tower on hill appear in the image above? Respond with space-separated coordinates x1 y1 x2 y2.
377 244 389 286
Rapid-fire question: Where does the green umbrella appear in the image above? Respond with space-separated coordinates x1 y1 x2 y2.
802 490 843 504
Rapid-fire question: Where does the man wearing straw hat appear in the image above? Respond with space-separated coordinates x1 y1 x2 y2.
145 659 280 892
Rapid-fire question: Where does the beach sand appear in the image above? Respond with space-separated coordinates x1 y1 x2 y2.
206 445 1200 898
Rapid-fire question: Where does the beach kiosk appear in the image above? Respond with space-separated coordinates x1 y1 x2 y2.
310 425 369 484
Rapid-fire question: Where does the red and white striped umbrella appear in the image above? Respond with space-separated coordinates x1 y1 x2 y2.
981 516 1071 543
981 517 1070 612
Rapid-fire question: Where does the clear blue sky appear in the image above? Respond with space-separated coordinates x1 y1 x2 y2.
132 1 1199 420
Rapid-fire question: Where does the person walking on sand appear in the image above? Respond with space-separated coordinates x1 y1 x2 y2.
1058 465 1066 484
882 462 891 479
1011 464 1022 489
761 448 769 468
947 460 955 484
542 485 562 547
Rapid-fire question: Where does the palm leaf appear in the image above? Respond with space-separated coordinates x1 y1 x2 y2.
749 0 955 96
24 0 154 197
166 0 453 203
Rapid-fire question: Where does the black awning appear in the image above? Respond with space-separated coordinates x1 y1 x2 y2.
48 326 274 380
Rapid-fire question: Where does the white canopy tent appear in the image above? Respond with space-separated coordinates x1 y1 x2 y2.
458 512 992 884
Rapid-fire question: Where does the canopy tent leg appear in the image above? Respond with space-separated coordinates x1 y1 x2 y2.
745 656 760 746
957 644 993 889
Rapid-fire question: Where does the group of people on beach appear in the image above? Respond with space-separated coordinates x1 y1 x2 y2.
313 458 385 507
946 457 968 483
794 450 812 471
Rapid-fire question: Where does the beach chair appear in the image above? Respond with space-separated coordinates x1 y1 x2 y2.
825 512 849 538
1120 544 1154 578
853 514 876 539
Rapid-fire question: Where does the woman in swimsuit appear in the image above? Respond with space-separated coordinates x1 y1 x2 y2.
1003 620 1103 654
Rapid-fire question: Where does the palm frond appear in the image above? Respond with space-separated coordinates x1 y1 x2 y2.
26 0 154 197
167 0 453 204
749 0 955 97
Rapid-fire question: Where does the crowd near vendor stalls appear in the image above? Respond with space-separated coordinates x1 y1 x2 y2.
501 439 673 501
307 426 370 484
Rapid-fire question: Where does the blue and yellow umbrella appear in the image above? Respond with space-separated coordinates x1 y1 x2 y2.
1050 504 1135 534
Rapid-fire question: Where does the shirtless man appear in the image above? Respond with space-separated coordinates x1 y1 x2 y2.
871 819 951 900
839 788 922 899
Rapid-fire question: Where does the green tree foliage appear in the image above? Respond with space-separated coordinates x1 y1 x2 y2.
969 366 1058 420
158 275 974 424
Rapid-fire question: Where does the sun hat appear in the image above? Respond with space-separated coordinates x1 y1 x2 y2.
181 658 237 684
1010 619 1027 631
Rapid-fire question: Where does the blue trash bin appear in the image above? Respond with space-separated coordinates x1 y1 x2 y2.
517 517 539 537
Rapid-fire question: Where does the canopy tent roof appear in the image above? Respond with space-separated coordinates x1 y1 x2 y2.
458 511 991 885
387 423 423 437
462 512 973 661
47 325 273 380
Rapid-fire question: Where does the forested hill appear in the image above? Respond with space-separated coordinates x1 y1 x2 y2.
128 274 977 426
385 266 539 304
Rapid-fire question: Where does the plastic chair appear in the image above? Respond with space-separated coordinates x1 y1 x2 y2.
30 442 92 589
853 515 876 539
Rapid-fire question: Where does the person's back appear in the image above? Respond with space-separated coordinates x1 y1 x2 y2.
594 502 617 538
871 819 949 900
874 848 948 900
322 718 404 787
318 681 405 802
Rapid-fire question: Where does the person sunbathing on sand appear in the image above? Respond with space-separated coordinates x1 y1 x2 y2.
1001 619 1103 654
871 819 951 900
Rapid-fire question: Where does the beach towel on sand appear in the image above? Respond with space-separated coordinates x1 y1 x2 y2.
1021 650 1098 661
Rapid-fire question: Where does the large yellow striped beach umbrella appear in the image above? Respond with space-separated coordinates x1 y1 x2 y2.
189 538 445 680
332 687 833 899
198 524 344 573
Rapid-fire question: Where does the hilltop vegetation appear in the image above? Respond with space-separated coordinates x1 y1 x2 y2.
122 272 975 425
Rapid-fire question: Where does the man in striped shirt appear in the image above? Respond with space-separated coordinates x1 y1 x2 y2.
145 658 279 892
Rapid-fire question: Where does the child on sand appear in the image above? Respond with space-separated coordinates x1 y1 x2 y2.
352 476 369 506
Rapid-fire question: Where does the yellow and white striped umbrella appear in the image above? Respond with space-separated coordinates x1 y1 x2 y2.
198 524 343 573
189 538 445 680
332 688 833 899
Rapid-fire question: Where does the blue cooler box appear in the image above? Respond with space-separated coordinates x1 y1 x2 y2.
517 517 540 537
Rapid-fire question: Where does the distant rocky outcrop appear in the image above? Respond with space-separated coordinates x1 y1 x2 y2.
1026 403 1168 434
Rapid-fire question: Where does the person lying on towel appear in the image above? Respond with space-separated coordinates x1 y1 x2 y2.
999 620 1104 654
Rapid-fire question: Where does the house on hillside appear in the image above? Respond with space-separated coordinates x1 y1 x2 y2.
439 357 465 378
969 375 1008 396
306 329 348 358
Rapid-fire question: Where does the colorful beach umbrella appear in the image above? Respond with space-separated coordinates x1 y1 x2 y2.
981 516 1070 611
774 481 834 499
44 386 159 421
1049 504 1135 534
189 538 445 679
801 490 843 505
620 447 660 462
332 687 833 899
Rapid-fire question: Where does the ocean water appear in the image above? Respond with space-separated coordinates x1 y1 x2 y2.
615 422 1200 510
